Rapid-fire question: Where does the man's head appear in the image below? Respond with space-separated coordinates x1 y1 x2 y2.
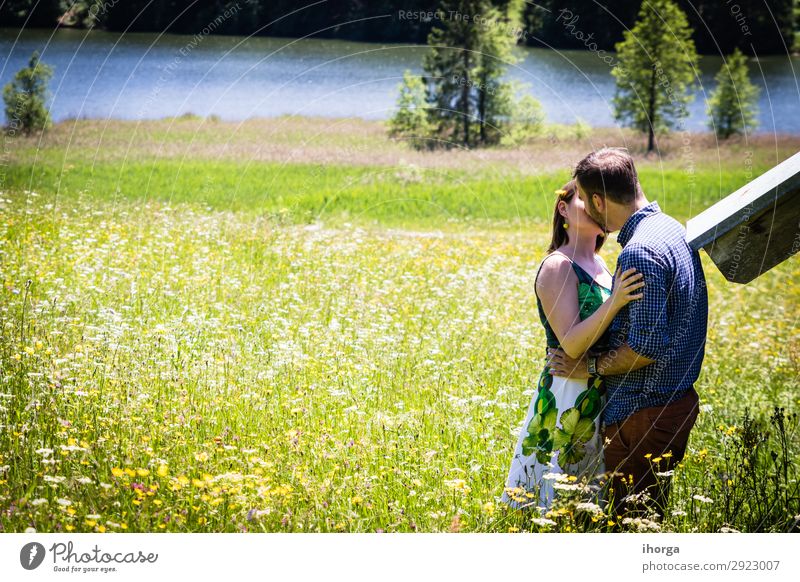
573 148 644 233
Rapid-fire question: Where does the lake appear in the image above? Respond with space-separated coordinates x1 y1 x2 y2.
1 27 799 133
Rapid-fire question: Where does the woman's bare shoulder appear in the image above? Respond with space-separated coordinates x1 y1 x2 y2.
536 253 576 293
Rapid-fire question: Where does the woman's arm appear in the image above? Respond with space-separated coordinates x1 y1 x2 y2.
537 259 643 359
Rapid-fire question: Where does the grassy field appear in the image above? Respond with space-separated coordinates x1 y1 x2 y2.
0 118 798 533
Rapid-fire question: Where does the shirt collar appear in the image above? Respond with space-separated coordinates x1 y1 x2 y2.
616 201 661 247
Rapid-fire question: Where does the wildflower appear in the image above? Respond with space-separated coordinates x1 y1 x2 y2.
444 478 471 493
575 502 603 516
553 482 583 491
31 498 48 506
531 517 557 527
195 451 209 463
157 464 169 477
136 468 149 477
692 494 713 504
622 517 661 532
482 502 495 517
656 470 675 477
56 498 72 506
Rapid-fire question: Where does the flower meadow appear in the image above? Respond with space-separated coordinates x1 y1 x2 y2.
1 187 798 533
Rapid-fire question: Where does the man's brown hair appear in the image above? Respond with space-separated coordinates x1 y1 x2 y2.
573 147 642 205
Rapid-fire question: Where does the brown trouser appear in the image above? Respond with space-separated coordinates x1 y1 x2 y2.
602 387 699 518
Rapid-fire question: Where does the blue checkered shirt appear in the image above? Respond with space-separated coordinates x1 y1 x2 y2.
602 201 708 426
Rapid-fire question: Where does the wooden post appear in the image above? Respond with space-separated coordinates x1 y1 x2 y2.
686 152 800 284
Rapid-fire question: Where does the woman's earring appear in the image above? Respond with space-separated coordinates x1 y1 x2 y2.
563 222 569 229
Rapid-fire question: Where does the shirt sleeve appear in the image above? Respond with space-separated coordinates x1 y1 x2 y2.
617 243 670 360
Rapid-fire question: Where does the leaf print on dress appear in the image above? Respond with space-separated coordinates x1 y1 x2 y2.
552 407 597 466
522 368 558 464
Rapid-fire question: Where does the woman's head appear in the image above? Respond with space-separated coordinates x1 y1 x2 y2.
547 180 606 253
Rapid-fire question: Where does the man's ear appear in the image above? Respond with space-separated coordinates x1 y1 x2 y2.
592 193 606 213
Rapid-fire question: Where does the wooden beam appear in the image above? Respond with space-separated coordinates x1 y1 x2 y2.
686 152 800 284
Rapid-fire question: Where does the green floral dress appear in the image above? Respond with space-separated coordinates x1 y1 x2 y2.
501 253 612 510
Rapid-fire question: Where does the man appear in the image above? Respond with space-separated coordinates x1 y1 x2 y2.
547 147 708 518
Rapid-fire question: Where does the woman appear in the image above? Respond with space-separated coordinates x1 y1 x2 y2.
501 180 644 511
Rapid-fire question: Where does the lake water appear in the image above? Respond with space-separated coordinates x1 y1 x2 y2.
2 27 799 133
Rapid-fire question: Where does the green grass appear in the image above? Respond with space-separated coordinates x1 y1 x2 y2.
1 154 768 227
0 121 798 533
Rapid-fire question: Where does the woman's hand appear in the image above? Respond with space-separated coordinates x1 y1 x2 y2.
609 267 644 311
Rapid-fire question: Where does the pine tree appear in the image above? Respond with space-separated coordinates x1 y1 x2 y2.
421 0 521 148
707 48 760 139
388 70 433 149
3 51 54 135
611 0 698 153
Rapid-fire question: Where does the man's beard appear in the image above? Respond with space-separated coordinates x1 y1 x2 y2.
584 198 608 233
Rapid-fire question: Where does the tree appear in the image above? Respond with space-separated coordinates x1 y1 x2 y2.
388 70 433 149
611 0 698 153
707 48 760 139
500 92 545 146
3 51 54 135
473 2 520 145
421 0 521 148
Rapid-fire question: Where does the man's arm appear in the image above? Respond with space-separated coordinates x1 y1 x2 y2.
595 343 654 375
546 343 654 378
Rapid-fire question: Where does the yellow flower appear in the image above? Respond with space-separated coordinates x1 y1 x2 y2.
124 468 136 478
651 457 662 463
351 495 363 505
111 468 124 478
85 519 97 527
482 502 495 517
65 525 75 531
97 525 106 533
136 468 149 477
195 451 209 463
24 346 35 355
643 453 652 459
157 464 169 478
662 452 673 458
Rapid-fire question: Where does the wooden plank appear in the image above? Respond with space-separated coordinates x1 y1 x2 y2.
686 152 800 283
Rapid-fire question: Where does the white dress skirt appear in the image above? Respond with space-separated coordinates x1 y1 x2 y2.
500 372 605 512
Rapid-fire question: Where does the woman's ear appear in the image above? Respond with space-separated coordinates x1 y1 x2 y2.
557 200 569 218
